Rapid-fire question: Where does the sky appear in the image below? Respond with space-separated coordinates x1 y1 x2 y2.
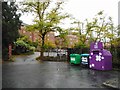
19 0 120 28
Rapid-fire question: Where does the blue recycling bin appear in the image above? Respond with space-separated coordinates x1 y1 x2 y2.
81 54 89 67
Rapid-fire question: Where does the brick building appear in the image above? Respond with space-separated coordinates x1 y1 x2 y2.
55 34 79 48
19 23 80 48
19 23 56 46
67 35 79 48
19 23 40 42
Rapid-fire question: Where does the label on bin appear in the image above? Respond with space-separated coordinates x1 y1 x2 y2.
82 57 88 62
71 57 75 61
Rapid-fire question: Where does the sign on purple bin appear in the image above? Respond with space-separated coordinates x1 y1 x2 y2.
90 42 103 51
89 42 112 70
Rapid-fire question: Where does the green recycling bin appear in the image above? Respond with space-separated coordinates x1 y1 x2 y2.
70 54 81 64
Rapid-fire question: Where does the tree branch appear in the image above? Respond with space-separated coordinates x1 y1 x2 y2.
41 2 50 19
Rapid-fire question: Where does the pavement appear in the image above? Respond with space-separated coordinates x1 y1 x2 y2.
2 52 120 89
103 78 120 89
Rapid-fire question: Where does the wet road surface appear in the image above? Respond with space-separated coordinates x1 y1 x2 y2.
0 64 2 89
2 52 119 88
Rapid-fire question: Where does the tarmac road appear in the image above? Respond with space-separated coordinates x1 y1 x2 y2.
2 52 119 89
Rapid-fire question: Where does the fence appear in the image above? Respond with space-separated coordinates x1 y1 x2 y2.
41 48 68 61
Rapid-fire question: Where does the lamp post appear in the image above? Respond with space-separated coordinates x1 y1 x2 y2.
8 44 12 59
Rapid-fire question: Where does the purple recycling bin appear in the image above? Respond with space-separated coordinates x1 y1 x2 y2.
89 42 112 70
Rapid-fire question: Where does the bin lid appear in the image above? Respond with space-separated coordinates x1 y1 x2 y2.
70 54 80 56
81 54 89 56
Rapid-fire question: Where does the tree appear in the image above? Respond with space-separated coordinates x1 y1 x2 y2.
70 11 116 48
2 2 21 60
70 19 91 47
20 1 69 59
55 27 69 48
85 11 116 45
71 19 88 45
81 11 116 48
44 41 56 50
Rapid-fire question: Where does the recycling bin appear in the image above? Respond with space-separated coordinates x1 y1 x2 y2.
70 54 81 64
89 42 112 70
81 54 89 67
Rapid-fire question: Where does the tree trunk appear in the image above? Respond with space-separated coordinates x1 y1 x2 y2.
41 48 44 58
40 35 45 60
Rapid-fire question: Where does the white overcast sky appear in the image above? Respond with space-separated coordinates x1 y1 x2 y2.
19 0 120 28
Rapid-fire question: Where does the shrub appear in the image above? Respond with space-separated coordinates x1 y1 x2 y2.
13 36 36 54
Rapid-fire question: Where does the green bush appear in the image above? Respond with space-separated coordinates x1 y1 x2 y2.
13 36 36 54
15 40 28 47
29 46 35 51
